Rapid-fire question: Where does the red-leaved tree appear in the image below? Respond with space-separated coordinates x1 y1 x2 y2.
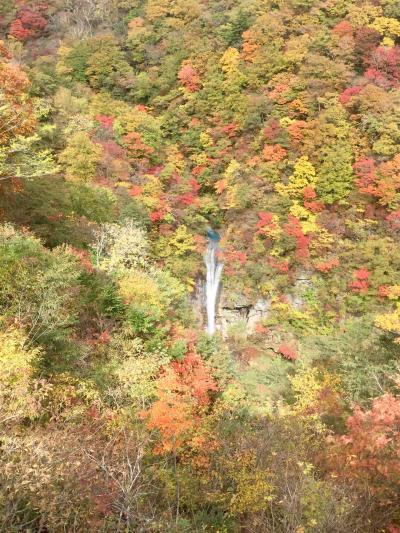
178 64 201 92
327 392 400 501
9 6 47 41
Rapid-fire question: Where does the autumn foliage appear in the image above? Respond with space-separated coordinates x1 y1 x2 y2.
1 0 400 529
9 6 47 41
142 348 217 453
178 63 201 92
328 393 400 500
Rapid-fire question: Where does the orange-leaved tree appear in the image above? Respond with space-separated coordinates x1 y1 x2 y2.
142 346 218 454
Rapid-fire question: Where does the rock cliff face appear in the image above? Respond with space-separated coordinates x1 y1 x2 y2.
191 280 271 335
218 297 271 335
191 277 206 329
192 270 313 336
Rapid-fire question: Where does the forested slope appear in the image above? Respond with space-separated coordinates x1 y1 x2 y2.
0 0 399 530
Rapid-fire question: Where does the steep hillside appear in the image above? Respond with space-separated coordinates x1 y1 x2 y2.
0 0 399 531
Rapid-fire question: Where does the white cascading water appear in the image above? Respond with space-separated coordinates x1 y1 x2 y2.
205 236 223 335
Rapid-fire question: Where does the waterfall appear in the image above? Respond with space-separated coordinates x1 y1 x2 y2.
205 234 223 335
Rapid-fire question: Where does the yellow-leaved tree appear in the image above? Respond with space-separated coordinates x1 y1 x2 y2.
276 156 318 199
0 327 44 424
59 131 102 182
